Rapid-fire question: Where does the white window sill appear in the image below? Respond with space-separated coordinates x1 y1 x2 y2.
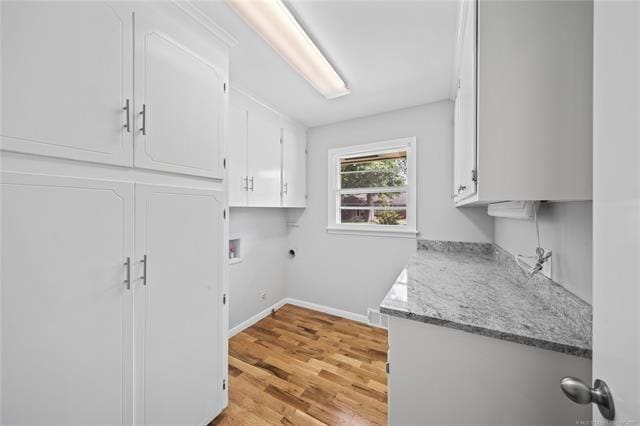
326 225 419 238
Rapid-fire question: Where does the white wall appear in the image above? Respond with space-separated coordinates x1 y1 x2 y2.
228 208 288 328
286 101 494 316
494 201 592 303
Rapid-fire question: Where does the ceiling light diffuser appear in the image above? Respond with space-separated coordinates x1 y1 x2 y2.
226 0 350 99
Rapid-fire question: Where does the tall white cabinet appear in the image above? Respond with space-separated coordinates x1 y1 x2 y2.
1 173 135 425
134 184 226 425
228 87 307 208
1 2 230 425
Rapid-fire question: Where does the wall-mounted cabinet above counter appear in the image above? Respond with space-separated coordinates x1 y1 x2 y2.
228 87 307 208
452 0 593 206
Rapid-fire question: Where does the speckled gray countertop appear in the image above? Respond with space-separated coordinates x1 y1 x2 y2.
380 240 592 358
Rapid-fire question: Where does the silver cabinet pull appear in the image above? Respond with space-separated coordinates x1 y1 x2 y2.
140 104 146 135
124 257 131 290
140 254 147 286
123 99 130 133
283 182 288 195
561 377 615 420
250 176 255 192
243 176 249 191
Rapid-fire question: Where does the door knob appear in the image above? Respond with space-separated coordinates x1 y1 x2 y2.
560 377 615 420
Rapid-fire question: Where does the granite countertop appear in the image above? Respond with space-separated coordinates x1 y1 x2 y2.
380 240 592 358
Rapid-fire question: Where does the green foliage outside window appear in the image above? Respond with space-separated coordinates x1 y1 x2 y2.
340 155 407 224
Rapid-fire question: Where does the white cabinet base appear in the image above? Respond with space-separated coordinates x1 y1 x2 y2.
1 173 134 425
134 184 226 425
388 316 591 425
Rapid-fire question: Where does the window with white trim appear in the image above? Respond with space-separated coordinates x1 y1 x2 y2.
327 137 417 237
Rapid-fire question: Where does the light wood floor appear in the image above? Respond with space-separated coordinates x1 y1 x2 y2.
211 304 388 425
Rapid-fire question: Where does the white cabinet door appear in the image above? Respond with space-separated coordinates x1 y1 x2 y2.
229 105 248 206
454 0 478 203
282 123 307 207
247 110 282 207
0 2 133 166
134 14 226 179
134 184 226 425
1 172 134 425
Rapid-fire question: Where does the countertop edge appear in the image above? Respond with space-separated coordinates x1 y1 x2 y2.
380 305 592 359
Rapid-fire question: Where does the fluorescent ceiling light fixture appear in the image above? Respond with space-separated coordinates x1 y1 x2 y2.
226 0 350 99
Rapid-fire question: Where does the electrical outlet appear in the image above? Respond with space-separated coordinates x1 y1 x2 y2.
259 289 267 301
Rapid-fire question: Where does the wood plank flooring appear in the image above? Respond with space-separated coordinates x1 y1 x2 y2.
210 304 388 425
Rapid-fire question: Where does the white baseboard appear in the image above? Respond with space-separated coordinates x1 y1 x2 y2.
228 297 369 337
284 298 368 324
228 298 288 337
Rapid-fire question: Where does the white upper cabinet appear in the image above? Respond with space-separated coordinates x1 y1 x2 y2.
0 2 133 166
228 105 249 206
453 0 477 203
453 0 592 205
282 122 307 208
229 88 307 208
133 8 227 179
247 108 283 207
1 2 229 180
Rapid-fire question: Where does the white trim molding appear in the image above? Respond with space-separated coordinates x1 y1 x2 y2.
228 299 288 337
285 298 368 324
228 297 371 337
172 1 239 48
326 225 418 238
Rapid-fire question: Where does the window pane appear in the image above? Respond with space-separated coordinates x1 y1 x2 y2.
341 208 407 225
340 152 407 189
340 192 406 208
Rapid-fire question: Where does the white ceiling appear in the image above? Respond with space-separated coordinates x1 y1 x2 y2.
196 0 458 128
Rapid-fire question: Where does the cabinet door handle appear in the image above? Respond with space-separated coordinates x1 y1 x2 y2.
140 104 146 135
124 257 131 290
250 177 254 192
243 176 249 191
140 254 147 286
123 99 130 133
283 182 288 195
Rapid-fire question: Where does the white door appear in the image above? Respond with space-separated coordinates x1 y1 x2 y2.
1 172 134 425
590 1 640 422
453 0 477 202
229 105 248 206
134 13 226 179
134 184 226 425
247 110 282 207
282 123 307 208
0 2 133 166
